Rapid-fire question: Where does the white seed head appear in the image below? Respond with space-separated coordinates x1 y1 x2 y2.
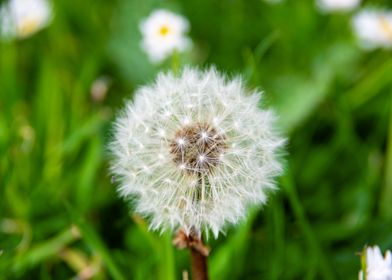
110 67 285 238
316 0 360 12
359 246 392 280
352 9 392 50
139 9 191 63
0 0 52 39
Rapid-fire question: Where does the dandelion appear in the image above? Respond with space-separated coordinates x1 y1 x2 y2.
352 9 392 50
0 0 52 39
139 9 191 63
109 67 285 238
359 246 392 280
316 0 360 13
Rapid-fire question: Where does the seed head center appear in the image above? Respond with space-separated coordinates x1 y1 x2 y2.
170 122 226 174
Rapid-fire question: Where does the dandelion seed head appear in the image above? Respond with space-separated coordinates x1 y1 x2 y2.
110 67 285 237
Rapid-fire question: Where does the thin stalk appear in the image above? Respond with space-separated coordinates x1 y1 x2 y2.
190 246 208 280
282 170 334 280
380 94 392 217
173 230 210 280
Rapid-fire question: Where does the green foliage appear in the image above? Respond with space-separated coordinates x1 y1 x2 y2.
1 0 392 279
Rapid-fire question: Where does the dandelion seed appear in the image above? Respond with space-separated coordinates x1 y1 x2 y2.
359 245 392 280
0 0 52 39
177 137 186 146
139 9 191 63
109 67 285 238
316 0 360 12
352 9 392 50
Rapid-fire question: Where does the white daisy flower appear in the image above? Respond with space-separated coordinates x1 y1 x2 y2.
263 0 285 5
359 246 392 280
0 0 52 39
316 0 360 12
139 9 191 63
352 9 392 50
109 67 285 238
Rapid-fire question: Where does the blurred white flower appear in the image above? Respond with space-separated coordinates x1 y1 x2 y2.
0 0 52 39
109 67 285 238
263 0 285 4
316 0 360 12
359 246 392 280
139 9 191 63
352 9 392 50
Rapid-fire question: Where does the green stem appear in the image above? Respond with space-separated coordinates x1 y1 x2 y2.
282 170 334 280
346 58 392 108
171 50 180 75
380 94 392 217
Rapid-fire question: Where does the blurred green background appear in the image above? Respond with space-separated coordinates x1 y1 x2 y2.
1 0 392 279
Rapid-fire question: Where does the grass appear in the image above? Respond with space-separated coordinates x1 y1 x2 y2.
1 0 392 279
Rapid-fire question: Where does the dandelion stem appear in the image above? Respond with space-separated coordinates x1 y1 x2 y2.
173 229 210 280
190 246 208 280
